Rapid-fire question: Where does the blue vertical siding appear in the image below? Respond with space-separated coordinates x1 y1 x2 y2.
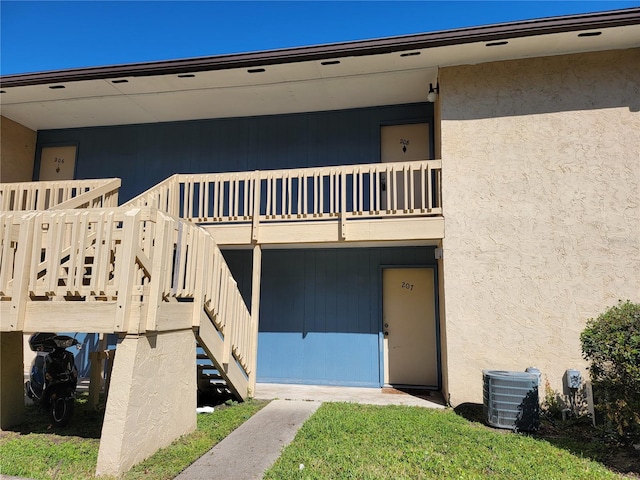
35 104 436 385
56 332 119 377
223 247 436 387
36 104 432 201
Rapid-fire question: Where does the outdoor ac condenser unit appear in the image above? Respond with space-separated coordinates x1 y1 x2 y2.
482 370 540 431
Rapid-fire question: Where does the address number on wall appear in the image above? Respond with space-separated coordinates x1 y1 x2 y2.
401 282 414 291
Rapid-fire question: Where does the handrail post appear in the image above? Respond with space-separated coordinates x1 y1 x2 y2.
340 171 347 240
192 227 211 328
0 214 15 291
9 212 36 331
114 208 142 333
221 275 232 369
172 175 180 218
251 172 261 243
145 212 171 331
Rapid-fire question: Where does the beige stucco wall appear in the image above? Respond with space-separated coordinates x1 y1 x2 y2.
96 330 197 476
0 116 36 183
439 48 640 405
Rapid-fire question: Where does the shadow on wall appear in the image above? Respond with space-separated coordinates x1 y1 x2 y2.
440 49 640 120
223 247 436 336
222 246 436 386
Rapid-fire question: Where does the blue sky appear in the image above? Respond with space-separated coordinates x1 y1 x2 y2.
1 1 639 75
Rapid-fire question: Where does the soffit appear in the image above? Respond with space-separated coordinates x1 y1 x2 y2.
1 16 638 131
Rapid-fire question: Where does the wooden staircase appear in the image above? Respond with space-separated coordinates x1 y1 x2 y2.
1 163 443 476
0 179 257 401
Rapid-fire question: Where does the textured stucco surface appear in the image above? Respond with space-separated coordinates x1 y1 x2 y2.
0 333 25 428
439 48 640 405
0 116 36 183
96 330 196 476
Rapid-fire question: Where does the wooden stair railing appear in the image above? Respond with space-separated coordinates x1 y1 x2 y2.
0 178 121 212
0 207 255 399
124 160 443 227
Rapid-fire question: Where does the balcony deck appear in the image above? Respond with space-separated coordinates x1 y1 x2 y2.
126 159 443 247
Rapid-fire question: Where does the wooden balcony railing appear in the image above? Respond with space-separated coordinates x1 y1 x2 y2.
126 160 442 235
0 178 121 212
0 207 254 386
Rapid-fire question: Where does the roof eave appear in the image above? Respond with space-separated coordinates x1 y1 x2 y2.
2 7 639 89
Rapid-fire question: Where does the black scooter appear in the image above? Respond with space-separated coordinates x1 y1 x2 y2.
25 333 80 427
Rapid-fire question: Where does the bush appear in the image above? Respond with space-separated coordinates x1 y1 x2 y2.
580 300 640 443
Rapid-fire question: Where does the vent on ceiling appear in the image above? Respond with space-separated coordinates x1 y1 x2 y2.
485 41 509 47
578 31 602 37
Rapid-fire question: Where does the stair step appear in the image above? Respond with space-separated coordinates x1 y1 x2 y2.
196 344 230 395
197 365 219 373
198 368 220 375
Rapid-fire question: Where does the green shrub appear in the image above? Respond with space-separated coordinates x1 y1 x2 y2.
580 300 640 443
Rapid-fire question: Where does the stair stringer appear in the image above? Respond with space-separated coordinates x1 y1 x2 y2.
195 309 250 401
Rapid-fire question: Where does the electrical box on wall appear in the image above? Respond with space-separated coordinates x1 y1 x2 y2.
565 369 582 390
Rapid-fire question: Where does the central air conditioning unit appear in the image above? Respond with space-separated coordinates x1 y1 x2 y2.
483 370 540 431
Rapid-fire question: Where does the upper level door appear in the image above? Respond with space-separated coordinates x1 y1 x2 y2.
381 123 430 163
380 123 430 211
38 145 77 181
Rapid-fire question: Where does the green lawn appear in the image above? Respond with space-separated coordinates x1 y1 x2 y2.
1 398 633 479
263 403 626 480
0 397 267 480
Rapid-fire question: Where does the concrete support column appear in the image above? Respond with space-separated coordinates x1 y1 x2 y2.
95 329 196 477
249 243 262 396
0 332 25 429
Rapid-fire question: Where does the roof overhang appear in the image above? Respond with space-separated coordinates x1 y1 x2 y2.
1 8 639 131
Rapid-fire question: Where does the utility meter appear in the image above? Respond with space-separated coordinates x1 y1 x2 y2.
565 369 581 390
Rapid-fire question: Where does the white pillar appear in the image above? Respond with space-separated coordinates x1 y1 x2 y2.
249 244 262 395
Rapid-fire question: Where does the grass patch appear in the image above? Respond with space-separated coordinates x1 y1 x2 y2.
0 395 267 480
0 394 105 479
264 403 628 480
124 400 267 480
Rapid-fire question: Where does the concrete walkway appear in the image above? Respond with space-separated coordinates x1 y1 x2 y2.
174 399 320 480
176 384 445 479
255 383 446 408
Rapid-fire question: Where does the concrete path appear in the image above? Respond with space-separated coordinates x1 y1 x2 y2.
255 383 446 408
174 399 319 480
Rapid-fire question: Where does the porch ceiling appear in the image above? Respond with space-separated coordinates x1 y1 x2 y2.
1 9 639 131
